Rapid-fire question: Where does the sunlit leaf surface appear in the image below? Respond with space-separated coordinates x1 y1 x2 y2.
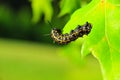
63 0 120 80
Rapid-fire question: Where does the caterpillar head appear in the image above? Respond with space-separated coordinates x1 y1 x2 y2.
51 28 62 40
51 28 61 34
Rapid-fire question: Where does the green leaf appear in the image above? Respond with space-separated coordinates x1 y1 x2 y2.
106 3 120 79
108 0 120 4
62 0 120 80
63 0 104 57
106 4 120 53
30 0 53 23
59 0 81 17
60 38 85 65
92 38 113 80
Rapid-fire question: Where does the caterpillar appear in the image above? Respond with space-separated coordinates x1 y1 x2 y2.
51 22 92 44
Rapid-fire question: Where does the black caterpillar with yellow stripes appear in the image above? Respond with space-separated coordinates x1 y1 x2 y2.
51 22 92 44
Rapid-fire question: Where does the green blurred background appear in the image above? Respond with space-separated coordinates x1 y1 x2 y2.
0 0 102 80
